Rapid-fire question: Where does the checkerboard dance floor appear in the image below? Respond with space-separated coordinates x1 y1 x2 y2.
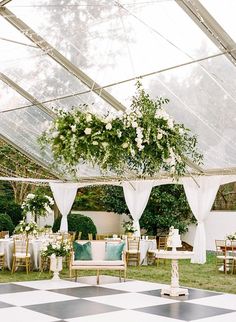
0 276 236 322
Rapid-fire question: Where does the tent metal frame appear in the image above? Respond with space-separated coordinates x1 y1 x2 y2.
176 0 236 65
0 133 63 179
0 72 56 118
0 6 126 113
0 1 236 181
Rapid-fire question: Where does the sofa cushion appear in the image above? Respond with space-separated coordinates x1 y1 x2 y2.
105 242 125 260
72 260 124 266
73 241 92 260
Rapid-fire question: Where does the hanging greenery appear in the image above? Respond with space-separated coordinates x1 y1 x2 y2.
40 82 202 178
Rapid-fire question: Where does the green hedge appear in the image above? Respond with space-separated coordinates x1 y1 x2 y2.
0 200 23 226
53 213 97 240
0 213 15 235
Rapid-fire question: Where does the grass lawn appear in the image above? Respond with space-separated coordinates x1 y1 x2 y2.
0 253 236 294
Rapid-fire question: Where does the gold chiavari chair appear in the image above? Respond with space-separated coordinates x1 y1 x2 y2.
88 233 93 241
156 236 168 265
126 237 140 266
215 239 233 274
12 235 31 274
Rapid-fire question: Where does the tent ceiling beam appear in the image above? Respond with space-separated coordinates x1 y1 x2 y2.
176 0 236 65
0 7 126 113
184 157 205 174
0 176 64 184
0 133 63 180
0 73 56 118
0 0 11 6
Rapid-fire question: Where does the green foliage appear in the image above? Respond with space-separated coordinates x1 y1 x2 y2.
140 185 194 235
0 213 15 235
40 83 202 178
73 186 106 211
101 186 129 214
53 213 97 240
0 199 23 226
102 184 194 235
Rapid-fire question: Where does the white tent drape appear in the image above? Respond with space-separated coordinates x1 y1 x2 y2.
50 182 79 232
122 181 153 236
182 176 222 264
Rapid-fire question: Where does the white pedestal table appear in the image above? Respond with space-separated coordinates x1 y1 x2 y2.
155 250 194 296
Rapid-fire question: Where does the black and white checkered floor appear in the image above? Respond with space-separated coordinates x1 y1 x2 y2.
0 276 236 322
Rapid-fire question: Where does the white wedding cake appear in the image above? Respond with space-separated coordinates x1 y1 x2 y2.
167 227 182 248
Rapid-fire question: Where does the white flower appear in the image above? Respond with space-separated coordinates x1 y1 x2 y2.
157 133 163 140
155 109 169 120
132 121 138 128
86 113 92 122
25 226 30 231
102 142 109 148
60 135 65 140
167 119 174 129
122 142 129 148
71 125 76 132
52 131 59 138
92 141 98 145
117 130 122 138
136 127 143 137
105 123 112 130
84 128 92 135
179 128 184 135
27 194 35 199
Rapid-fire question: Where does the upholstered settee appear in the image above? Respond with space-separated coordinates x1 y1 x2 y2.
70 240 127 284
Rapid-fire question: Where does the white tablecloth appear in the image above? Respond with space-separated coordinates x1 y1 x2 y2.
140 239 157 264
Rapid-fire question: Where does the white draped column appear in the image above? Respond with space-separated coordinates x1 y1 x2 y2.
50 182 79 232
122 181 153 236
182 176 222 264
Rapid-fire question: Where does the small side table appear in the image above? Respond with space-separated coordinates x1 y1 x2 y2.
155 250 194 296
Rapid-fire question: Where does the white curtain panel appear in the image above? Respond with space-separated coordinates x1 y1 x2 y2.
122 181 153 236
182 176 222 264
50 182 79 232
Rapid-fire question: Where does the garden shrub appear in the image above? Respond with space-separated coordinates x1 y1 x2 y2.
53 213 97 240
0 200 23 226
0 213 15 235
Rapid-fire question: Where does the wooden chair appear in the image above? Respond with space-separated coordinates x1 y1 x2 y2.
40 255 50 272
11 236 31 274
215 239 233 274
146 236 157 265
88 233 93 240
156 236 168 265
0 249 5 270
0 231 9 239
126 237 140 266
96 234 110 240
230 240 236 274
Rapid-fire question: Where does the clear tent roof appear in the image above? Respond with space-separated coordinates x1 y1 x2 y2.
1 0 236 181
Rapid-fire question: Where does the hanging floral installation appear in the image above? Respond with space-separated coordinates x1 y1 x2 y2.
40 82 202 178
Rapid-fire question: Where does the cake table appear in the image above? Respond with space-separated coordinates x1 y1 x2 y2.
155 250 194 296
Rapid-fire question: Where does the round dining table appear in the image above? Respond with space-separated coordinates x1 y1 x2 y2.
0 238 42 270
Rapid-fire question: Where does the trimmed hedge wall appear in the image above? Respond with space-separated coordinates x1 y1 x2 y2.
53 213 97 240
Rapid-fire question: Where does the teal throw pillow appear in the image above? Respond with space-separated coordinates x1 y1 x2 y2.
73 241 92 260
105 242 125 261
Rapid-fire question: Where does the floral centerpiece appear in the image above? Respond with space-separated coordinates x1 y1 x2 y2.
40 82 202 178
41 240 71 258
22 190 54 222
14 219 38 235
226 232 236 240
123 220 136 234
